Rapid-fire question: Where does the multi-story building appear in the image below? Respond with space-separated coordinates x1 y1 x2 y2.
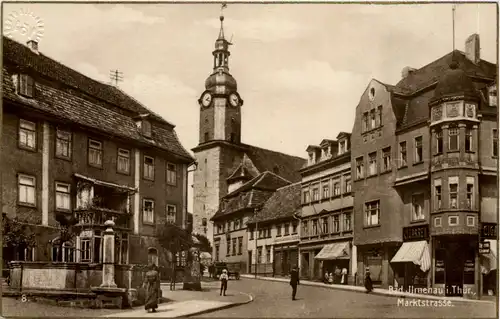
351 34 497 298
2 37 193 270
191 13 305 247
246 182 301 276
299 133 356 282
210 171 291 273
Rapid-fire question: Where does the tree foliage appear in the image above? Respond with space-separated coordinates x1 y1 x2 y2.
2 215 36 249
54 212 79 261
193 233 212 253
157 223 192 255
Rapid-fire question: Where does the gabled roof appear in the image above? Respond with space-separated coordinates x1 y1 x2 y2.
336 132 351 139
247 183 301 224
393 50 496 129
319 139 336 147
241 144 306 183
3 37 193 162
306 145 321 152
396 50 496 93
227 171 291 197
212 171 291 221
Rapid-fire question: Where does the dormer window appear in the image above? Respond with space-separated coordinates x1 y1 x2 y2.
18 74 35 98
136 119 152 138
308 152 314 165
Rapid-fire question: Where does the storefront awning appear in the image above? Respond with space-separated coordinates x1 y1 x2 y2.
391 240 431 272
481 239 498 275
314 242 350 260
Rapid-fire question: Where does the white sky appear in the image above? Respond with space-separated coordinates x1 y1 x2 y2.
3 2 497 213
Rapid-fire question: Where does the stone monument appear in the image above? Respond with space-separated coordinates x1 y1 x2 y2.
91 220 128 308
183 237 202 291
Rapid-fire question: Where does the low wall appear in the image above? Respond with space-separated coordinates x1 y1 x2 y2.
9 262 148 293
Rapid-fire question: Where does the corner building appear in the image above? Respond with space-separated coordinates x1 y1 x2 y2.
352 34 497 298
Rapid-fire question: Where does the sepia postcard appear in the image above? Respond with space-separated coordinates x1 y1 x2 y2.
1 1 498 318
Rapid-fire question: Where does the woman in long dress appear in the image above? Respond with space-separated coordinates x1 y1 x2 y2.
144 264 160 313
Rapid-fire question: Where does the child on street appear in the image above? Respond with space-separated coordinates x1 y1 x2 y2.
220 269 228 296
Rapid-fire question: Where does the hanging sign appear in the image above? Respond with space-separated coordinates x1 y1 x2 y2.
403 225 429 242
481 223 497 239
479 241 490 255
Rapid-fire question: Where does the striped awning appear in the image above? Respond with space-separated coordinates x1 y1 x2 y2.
314 242 350 260
391 240 431 272
481 239 498 275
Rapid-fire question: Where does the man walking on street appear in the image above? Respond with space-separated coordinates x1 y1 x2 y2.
289 266 299 300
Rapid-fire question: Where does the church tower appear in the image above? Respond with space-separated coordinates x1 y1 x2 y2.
192 10 245 243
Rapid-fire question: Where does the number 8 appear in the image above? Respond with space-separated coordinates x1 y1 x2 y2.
21 294 27 302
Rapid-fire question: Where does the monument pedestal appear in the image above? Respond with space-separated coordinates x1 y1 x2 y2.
183 247 202 291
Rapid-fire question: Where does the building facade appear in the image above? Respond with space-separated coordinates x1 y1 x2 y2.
246 183 301 277
299 133 356 282
211 171 291 273
191 14 305 246
2 37 193 271
351 34 497 298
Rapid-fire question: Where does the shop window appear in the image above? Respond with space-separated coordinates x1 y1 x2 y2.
435 249 445 284
399 141 407 167
257 247 262 263
266 247 271 263
464 250 475 285
448 216 459 226
238 237 243 255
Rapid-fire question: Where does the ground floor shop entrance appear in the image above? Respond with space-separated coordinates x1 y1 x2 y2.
273 246 298 276
434 236 477 297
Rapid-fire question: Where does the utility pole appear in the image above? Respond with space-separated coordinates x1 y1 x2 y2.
109 70 123 87
254 208 258 279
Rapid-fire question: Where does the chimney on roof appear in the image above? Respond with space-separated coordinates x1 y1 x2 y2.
465 34 480 64
27 40 39 54
401 66 416 79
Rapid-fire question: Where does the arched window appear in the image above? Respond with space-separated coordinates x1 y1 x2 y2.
51 238 75 262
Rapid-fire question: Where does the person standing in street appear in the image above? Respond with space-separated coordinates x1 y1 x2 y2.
364 267 373 293
341 268 348 285
220 269 228 296
289 266 300 300
144 264 161 313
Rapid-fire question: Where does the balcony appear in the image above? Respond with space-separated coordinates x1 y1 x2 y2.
74 207 131 230
74 174 135 231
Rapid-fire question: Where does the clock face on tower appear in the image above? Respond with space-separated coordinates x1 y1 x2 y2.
229 93 239 107
201 92 212 107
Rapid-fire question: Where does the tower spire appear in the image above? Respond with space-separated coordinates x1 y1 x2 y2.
219 3 227 40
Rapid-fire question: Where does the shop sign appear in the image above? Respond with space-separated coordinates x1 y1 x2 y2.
464 259 475 273
479 241 490 255
403 225 429 242
481 223 497 239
